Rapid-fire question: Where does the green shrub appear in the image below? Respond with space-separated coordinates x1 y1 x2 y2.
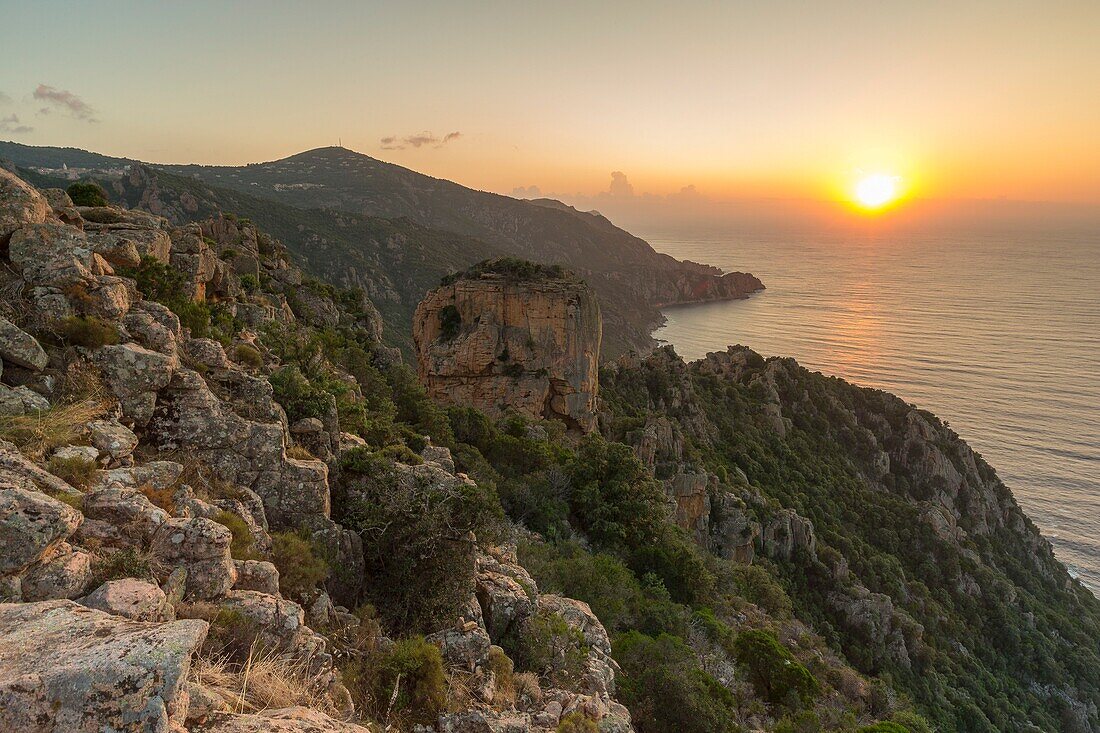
56 315 120 348
438 304 461 341
269 365 334 423
508 608 589 687
239 273 260 293
613 631 739 733
233 344 263 368
46 454 98 489
91 548 152 586
214 511 260 560
858 724 909 733
888 711 934 733
733 629 819 708
342 636 445 726
66 181 108 206
119 255 212 336
557 712 599 733
271 530 329 599
339 450 500 631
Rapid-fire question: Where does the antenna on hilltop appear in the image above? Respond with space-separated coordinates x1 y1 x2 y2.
338 137 342 148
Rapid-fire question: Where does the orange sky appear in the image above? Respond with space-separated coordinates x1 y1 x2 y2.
2 1 1099 205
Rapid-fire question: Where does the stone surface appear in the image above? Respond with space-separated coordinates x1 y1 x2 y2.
193 706 372 732
414 266 602 432
0 600 207 733
0 485 82 577
87 419 140 465
81 579 169 621
150 517 237 600
0 166 50 244
0 316 48 371
0 383 51 415
19 545 94 601
233 559 280 595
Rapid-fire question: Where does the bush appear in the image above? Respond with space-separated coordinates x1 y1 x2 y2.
613 631 739 733
271 530 329 599
269 365 334 423
733 629 819 708
339 450 500 631
858 724 909 733
233 343 264 368
557 712 599 733
342 636 445 727
214 511 260 561
119 255 212 336
91 548 152 586
67 181 108 206
239 274 260 293
438 304 462 341
508 608 588 687
56 315 120 348
46 454 98 489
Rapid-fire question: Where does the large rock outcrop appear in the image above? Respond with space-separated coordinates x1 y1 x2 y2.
414 261 601 432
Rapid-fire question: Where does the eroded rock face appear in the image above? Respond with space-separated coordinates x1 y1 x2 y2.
0 600 207 733
0 486 82 577
414 267 601 432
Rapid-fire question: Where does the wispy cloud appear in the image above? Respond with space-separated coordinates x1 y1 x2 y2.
33 84 97 121
0 114 34 134
380 130 461 150
0 92 11 105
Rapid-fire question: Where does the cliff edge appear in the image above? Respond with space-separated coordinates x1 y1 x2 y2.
413 259 601 432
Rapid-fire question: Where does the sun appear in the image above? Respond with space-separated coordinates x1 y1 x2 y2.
854 173 902 210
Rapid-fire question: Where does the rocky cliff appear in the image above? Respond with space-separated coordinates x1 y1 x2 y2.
414 260 602 432
0 170 631 733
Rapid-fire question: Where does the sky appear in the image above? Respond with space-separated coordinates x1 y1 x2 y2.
2 0 1100 208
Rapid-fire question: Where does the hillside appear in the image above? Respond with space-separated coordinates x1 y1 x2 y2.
0 141 764 358
2 169 1098 733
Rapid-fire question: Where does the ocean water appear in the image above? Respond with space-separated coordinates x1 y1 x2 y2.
646 223 1100 593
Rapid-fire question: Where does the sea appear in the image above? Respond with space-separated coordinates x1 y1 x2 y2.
642 218 1100 594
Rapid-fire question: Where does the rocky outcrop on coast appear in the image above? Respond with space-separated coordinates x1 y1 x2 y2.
414 261 602 432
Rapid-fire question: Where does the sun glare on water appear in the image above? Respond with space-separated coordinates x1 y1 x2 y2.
854 173 902 210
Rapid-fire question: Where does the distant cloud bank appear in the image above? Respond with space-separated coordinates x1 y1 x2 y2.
380 130 461 150
34 84 97 122
0 114 33 134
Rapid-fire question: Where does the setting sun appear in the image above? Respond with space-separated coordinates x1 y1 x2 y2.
854 173 902 209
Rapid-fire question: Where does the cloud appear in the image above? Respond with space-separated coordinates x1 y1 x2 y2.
667 184 704 201
380 130 462 150
33 84 97 121
0 91 11 105
512 185 542 198
607 171 634 198
0 114 34 134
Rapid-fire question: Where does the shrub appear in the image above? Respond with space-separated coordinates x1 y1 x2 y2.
858 724 910 733
214 511 260 561
66 181 108 206
46 454 98 489
286 444 314 460
140 483 176 512
239 273 260 293
233 344 263 368
271 530 329 599
889 711 934 733
56 315 120 348
487 645 515 704
119 255 212 337
269 365 333 423
438 304 462 341
342 636 445 727
557 712 599 733
91 548 152 586
613 631 739 733
508 608 588 687
733 629 819 708
339 450 500 631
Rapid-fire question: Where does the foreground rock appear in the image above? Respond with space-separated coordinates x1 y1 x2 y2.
0 600 207 732
414 260 602 432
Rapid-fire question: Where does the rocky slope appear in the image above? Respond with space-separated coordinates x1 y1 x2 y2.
0 169 632 733
414 260 602 433
0 142 765 357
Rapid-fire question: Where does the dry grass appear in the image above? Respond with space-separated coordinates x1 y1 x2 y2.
140 482 178 512
46 454 99 489
286 444 315 461
0 399 108 459
191 647 340 717
513 671 542 708
149 452 244 501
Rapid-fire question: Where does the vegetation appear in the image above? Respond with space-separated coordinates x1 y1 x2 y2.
270 530 329 600
214 511 260 561
441 257 567 286
341 636 446 727
56 315 120 348
733 630 819 707
66 181 108 206
45 454 98 489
